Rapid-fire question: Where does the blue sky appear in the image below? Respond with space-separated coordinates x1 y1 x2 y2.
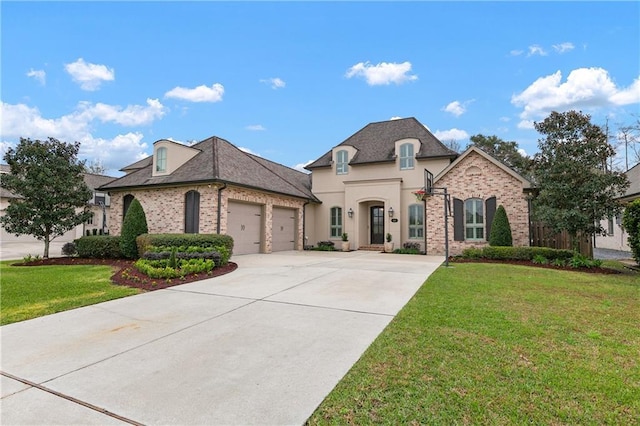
2 1 639 175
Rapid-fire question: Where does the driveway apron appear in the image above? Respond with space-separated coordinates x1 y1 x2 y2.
1 251 443 425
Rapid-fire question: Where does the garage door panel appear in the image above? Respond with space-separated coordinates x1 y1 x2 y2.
227 202 262 255
272 207 296 252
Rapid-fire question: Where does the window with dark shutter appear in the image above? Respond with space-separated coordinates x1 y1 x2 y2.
485 196 497 240
184 190 200 233
453 198 464 241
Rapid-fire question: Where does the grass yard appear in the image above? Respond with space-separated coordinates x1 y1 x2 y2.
0 260 140 325
308 263 640 425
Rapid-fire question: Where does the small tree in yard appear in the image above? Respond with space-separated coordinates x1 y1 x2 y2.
119 198 148 259
0 137 92 258
533 110 629 250
622 199 640 265
489 205 513 246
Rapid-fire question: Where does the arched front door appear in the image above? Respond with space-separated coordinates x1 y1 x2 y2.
370 206 384 244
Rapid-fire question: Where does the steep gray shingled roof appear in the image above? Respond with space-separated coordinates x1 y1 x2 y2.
100 137 317 201
306 117 457 169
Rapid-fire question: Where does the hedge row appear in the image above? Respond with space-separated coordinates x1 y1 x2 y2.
141 250 224 267
461 246 575 261
75 236 122 258
136 234 233 258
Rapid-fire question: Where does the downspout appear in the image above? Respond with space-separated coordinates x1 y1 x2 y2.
216 182 227 234
423 197 428 255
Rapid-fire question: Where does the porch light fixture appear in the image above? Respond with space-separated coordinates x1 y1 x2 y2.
388 207 394 217
348 208 354 218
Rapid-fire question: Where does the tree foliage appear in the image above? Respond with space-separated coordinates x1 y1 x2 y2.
119 198 148 259
532 111 629 242
622 199 640 265
0 137 92 258
468 134 531 177
489 205 513 247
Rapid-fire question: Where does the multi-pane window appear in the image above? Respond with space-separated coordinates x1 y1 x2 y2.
336 150 348 175
330 207 343 238
408 204 424 239
399 143 414 170
86 213 94 225
156 147 167 172
465 198 484 240
607 217 614 236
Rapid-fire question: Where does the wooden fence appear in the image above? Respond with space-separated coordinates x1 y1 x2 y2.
530 222 593 258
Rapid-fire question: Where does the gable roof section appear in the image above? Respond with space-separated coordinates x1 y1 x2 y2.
434 146 532 189
306 117 457 169
621 162 640 201
101 137 317 201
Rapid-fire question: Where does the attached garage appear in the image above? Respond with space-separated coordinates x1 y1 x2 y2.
227 201 263 255
272 207 296 252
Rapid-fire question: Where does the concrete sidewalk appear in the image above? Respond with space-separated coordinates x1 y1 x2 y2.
1 251 443 425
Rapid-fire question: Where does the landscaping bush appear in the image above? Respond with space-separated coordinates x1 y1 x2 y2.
136 233 234 260
622 199 640 265
120 199 148 259
461 246 574 261
403 242 421 250
134 257 215 279
489 205 513 247
393 247 422 255
311 241 336 251
76 236 122 258
142 250 223 266
61 242 77 257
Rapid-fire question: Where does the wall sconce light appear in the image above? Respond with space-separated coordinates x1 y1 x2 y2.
388 207 394 218
348 208 354 218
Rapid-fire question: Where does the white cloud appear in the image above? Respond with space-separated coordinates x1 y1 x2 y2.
527 45 547 57
442 100 474 117
510 50 524 56
345 61 418 86
26 69 46 85
293 160 313 173
552 42 575 54
390 116 403 120
238 147 261 156
0 141 13 159
76 98 166 126
64 58 115 91
79 132 149 172
246 124 266 131
165 83 224 102
517 120 535 130
512 67 640 120
517 148 529 158
260 78 286 89
434 128 469 141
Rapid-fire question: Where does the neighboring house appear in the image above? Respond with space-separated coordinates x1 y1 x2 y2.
100 138 318 255
305 118 532 255
0 164 114 242
100 117 533 256
594 162 640 253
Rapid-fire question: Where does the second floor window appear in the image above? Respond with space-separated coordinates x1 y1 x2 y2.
400 143 414 170
156 147 167 172
336 150 348 175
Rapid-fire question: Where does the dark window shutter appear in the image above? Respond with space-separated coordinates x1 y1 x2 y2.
122 194 134 224
185 191 201 233
485 196 497 240
453 198 464 241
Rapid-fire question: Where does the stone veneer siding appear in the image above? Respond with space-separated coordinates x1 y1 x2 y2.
108 184 306 253
425 151 530 255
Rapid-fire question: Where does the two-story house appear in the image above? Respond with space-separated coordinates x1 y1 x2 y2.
100 117 533 255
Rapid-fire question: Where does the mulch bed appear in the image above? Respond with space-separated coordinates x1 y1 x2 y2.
13 257 238 291
449 257 621 274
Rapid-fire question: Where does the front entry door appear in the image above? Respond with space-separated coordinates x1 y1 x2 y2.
370 206 384 244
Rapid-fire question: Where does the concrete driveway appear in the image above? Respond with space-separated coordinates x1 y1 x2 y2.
0 241 66 261
1 250 443 425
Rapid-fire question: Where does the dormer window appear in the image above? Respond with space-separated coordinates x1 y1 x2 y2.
156 147 167 172
399 143 414 170
336 150 348 175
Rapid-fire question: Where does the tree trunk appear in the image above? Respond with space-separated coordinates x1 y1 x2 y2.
43 235 50 259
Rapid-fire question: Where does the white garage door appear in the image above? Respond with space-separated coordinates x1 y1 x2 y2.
272 207 296 252
227 201 262 255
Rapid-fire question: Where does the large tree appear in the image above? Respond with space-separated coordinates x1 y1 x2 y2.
1 137 93 258
532 111 629 246
467 134 531 177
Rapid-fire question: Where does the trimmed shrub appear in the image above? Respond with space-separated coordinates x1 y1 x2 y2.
489 205 513 247
134 258 215 279
120 199 148 259
76 236 122 258
136 233 234 260
462 246 574 261
61 242 77 257
403 242 421 250
622 199 640 265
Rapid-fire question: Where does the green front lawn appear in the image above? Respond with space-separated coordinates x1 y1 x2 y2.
0 261 140 325
308 263 640 425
